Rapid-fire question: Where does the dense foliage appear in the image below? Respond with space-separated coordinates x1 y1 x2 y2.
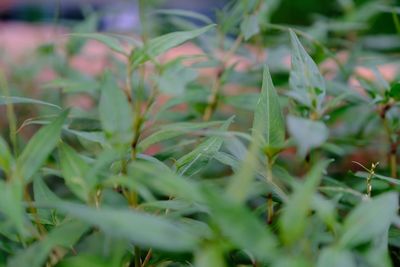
1 0 400 266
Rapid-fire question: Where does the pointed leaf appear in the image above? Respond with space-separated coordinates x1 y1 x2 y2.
176 117 233 176
69 33 127 55
99 72 133 147
253 66 285 158
53 202 200 252
0 96 61 110
128 161 204 203
130 24 215 68
289 30 325 111
59 143 91 202
339 192 398 248
240 14 260 40
138 120 223 153
16 110 69 182
153 9 213 24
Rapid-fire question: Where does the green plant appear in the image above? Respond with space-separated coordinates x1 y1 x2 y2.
0 0 400 266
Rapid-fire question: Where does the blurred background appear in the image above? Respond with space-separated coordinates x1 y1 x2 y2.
0 0 398 33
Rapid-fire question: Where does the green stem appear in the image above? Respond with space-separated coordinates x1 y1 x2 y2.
382 112 397 178
134 246 141 267
203 34 243 121
392 10 400 35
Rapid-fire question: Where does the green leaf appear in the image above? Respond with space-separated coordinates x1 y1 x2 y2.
226 139 260 203
44 78 100 93
157 59 198 95
16 110 69 182
68 33 127 55
153 9 213 24
99 72 133 147
54 201 200 252
59 143 92 202
195 243 227 267
7 220 88 267
176 116 233 176
287 115 329 157
355 171 400 186
130 24 215 68
0 179 27 236
0 96 61 109
128 161 204 203
253 66 285 158
289 30 326 111
339 192 398 248
240 14 260 40
312 194 337 230
317 247 356 267
204 189 277 263
33 177 61 222
138 120 223 152
279 160 331 245
64 129 106 145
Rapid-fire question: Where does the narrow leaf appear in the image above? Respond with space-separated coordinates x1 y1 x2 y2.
16 110 69 182
204 189 277 263
279 160 331 244
130 24 215 68
68 33 127 55
176 116 233 176
153 9 213 24
7 220 88 267
226 139 260 203
289 30 326 111
138 120 223 153
54 201 200 252
253 66 285 158
0 96 61 110
128 161 204 203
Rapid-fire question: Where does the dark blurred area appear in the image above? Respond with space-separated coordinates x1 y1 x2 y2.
0 0 226 23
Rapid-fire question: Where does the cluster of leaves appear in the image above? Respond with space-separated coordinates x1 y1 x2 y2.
1 0 400 266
